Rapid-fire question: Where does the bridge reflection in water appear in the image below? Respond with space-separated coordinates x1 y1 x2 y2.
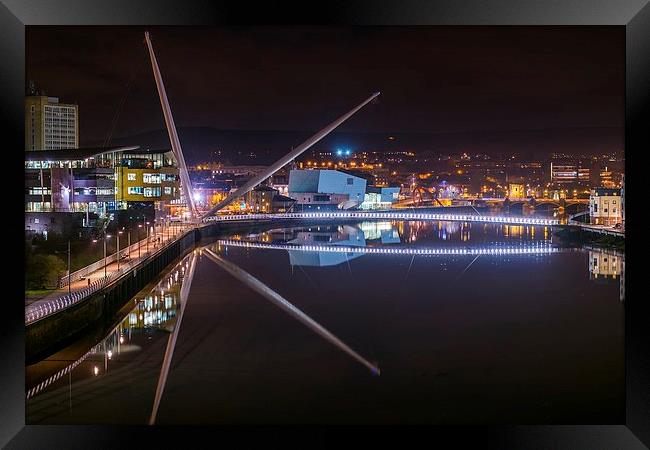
25 220 624 424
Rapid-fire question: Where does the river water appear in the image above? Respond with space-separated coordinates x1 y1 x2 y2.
26 219 624 424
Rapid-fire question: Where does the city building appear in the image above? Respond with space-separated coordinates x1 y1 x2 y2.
246 185 296 213
598 166 616 188
508 183 525 199
25 95 79 151
589 187 622 226
288 169 367 211
25 146 134 218
112 148 181 219
25 211 87 237
550 163 590 185
360 186 400 210
269 169 290 196
621 174 625 230
25 145 182 234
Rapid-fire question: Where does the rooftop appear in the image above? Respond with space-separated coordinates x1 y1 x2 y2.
592 187 620 196
24 145 140 162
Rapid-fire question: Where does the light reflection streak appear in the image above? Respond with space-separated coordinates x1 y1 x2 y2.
149 251 198 425
203 248 380 376
215 239 565 256
26 254 191 401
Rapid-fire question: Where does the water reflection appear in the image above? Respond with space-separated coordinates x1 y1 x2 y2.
203 248 380 376
587 247 625 302
219 221 559 269
150 251 198 424
286 224 365 267
26 252 195 404
26 220 624 425
221 221 625 301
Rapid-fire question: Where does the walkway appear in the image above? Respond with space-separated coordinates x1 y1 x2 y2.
25 222 194 324
570 222 624 237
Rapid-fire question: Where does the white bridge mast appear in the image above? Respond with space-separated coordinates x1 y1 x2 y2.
144 31 197 220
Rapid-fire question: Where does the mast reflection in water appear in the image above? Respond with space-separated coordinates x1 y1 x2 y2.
26 221 624 425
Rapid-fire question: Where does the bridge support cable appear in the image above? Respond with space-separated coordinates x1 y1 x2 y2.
144 31 197 219
149 252 198 425
203 248 380 375
200 91 381 220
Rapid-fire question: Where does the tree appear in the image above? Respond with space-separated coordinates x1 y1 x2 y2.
26 254 66 290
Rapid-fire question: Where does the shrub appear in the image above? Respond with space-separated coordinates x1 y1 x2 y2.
26 254 66 290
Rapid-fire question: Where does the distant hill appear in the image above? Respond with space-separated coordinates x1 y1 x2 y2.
99 126 623 165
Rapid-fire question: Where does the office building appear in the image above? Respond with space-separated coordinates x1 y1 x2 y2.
25 95 79 151
550 163 590 185
112 148 181 219
25 145 181 234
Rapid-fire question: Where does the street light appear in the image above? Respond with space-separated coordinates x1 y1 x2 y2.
117 231 123 269
67 240 71 294
104 234 111 277
146 221 151 253
137 224 142 258
92 232 109 278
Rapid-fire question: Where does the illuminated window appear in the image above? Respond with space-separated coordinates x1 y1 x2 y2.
144 187 161 198
128 186 143 195
143 173 161 184
127 173 136 181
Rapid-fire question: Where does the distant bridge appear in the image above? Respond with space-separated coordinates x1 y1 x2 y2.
397 196 589 208
204 211 560 226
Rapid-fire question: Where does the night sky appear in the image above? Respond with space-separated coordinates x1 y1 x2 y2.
26 26 624 158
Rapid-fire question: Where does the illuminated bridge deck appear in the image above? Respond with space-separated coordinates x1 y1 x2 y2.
206 211 560 226
216 239 569 256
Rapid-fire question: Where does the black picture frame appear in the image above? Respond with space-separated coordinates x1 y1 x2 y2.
2 1 648 448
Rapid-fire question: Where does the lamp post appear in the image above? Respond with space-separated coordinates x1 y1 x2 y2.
137 224 142 258
103 233 109 277
117 231 122 270
67 240 71 294
94 231 109 278
146 221 151 253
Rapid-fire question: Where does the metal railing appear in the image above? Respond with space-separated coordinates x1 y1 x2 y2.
216 239 563 256
28 225 196 325
27 266 126 324
58 224 194 288
204 211 560 226
570 224 624 237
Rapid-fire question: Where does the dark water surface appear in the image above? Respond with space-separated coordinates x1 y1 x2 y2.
26 220 624 424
